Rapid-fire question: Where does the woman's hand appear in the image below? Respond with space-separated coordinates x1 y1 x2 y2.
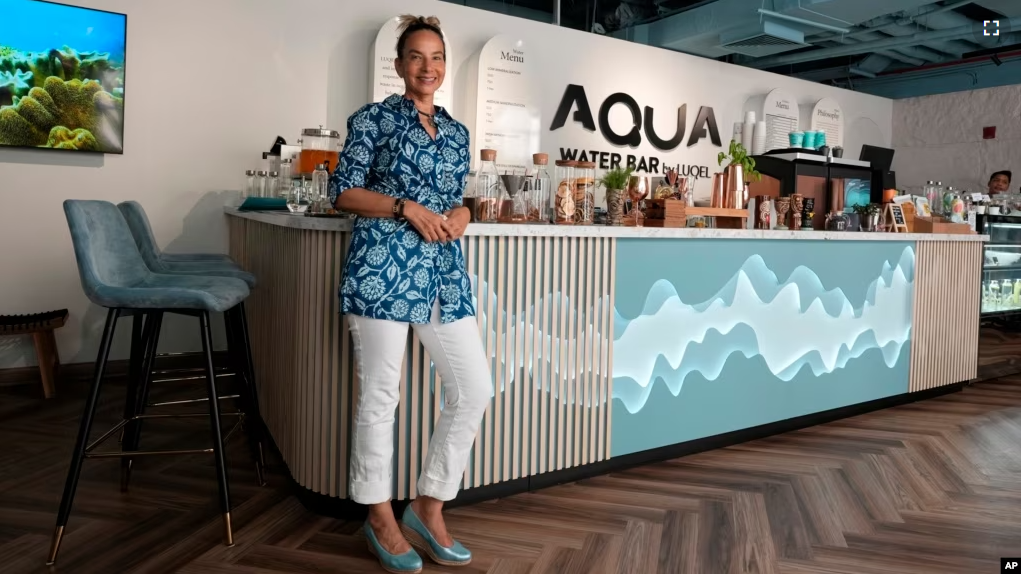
404 201 450 243
442 206 471 241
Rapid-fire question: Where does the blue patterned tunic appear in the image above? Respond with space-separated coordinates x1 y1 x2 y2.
329 94 475 324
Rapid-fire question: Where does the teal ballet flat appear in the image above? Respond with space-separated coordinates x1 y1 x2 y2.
363 521 423 574
399 504 472 567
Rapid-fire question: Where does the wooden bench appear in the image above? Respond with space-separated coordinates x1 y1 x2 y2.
1 310 68 398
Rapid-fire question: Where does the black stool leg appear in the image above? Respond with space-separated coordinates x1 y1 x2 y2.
47 308 120 566
120 314 145 445
200 311 234 547
225 306 265 486
121 312 162 492
236 301 266 470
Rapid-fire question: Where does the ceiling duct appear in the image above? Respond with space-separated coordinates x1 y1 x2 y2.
637 0 943 59
719 19 808 58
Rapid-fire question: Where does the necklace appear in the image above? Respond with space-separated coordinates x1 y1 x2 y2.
417 109 436 128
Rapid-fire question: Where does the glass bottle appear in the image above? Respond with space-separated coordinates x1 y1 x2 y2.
310 163 330 213
527 153 552 223
279 158 294 188
243 170 256 199
924 180 937 212
1002 279 1013 308
255 171 268 197
990 279 1000 309
934 181 944 215
574 161 596 225
942 185 956 216
554 160 576 225
268 171 281 198
474 149 501 223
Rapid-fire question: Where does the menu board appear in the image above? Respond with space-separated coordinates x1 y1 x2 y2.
810 97 844 148
762 88 799 152
474 35 540 172
371 17 453 111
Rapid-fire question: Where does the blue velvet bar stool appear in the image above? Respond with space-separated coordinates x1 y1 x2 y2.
116 201 266 488
47 200 257 566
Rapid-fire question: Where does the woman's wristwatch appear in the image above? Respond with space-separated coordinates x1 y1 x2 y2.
393 198 407 220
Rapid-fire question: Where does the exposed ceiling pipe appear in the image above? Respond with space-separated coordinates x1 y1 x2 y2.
809 1 974 43
923 0 973 18
849 67 878 78
751 16 1021 68
756 8 851 34
553 0 561 26
877 47 1021 76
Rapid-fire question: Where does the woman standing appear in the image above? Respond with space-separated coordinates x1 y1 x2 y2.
328 15 490 574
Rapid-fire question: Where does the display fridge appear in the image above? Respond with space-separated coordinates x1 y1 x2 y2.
978 214 1021 319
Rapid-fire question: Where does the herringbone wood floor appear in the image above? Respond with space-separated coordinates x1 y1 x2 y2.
1 372 1019 574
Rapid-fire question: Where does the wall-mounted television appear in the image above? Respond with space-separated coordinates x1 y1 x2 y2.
0 0 126 154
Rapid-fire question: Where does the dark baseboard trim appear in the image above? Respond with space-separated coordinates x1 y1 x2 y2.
286 381 966 519
0 351 230 388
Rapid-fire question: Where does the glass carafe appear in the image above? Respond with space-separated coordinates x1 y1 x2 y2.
474 149 501 223
287 178 311 213
498 171 529 223
574 161 596 225
527 153 552 223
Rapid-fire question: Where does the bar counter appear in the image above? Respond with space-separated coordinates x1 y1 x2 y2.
225 207 986 509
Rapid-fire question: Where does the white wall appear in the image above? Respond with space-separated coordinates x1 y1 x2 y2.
893 85 1021 195
0 0 892 369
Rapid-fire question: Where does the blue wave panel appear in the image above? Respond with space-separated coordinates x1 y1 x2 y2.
610 238 915 458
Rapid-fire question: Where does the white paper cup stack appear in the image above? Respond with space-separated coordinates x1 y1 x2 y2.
742 112 756 151
752 120 767 155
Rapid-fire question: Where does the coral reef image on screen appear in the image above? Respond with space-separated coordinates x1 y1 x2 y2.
0 0 125 153
610 239 914 457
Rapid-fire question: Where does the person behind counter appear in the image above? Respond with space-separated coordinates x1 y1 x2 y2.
327 14 490 574
989 170 1012 194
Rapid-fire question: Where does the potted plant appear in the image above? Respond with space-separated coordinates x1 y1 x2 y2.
717 140 762 182
599 166 633 226
716 140 761 208
851 202 880 232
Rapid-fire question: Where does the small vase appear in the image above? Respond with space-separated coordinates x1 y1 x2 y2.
606 188 625 226
723 164 744 209
711 173 725 208
860 212 879 232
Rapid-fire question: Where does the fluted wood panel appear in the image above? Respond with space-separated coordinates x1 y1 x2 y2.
909 240 983 392
459 235 615 493
228 218 615 500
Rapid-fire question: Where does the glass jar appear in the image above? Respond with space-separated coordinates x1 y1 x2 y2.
527 153 552 223
463 171 478 222
554 160 576 225
574 161 596 225
299 126 341 176
474 149 501 223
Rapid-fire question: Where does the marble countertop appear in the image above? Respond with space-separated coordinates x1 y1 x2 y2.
224 207 989 243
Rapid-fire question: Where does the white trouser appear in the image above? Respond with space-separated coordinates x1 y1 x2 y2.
347 302 492 505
